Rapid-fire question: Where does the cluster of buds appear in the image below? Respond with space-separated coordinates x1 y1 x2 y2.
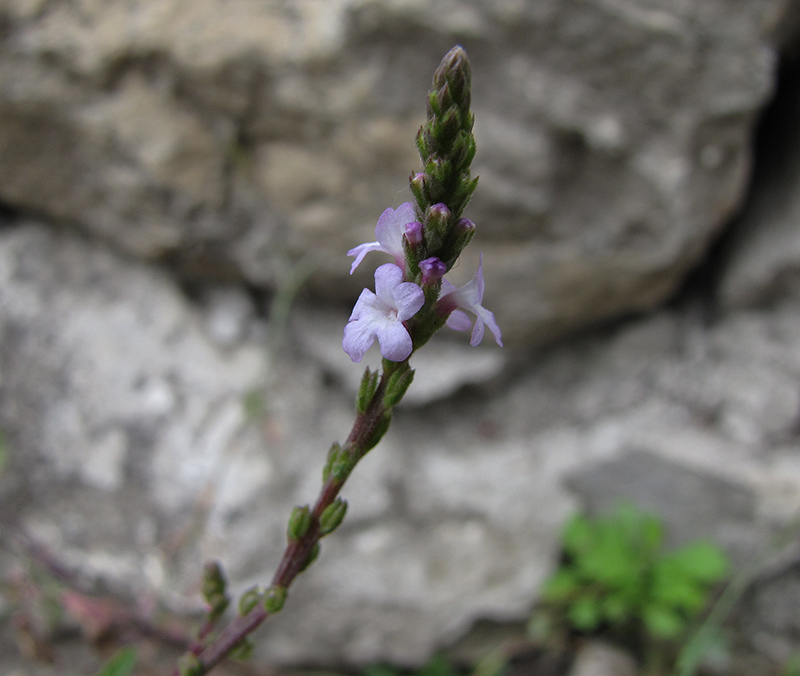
343 46 502 364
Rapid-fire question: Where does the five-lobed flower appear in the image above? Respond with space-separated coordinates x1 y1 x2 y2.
343 263 425 363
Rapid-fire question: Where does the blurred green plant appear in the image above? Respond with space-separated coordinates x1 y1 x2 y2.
363 651 506 676
530 504 730 674
94 646 137 676
364 655 460 676
781 653 800 676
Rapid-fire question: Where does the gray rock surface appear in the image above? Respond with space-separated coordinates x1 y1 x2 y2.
4 216 800 668
567 641 638 676
0 0 793 343
4 2 800 672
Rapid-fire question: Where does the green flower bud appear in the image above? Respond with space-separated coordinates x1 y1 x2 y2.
323 443 354 482
322 442 340 482
201 561 229 620
319 498 348 536
409 171 430 209
201 561 226 601
177 653 203 676
384 363 415 409
238 585 263 616
356 367 380 414
287 505 312 542
230 637 255 661
264 585 288 614
362 412 391 454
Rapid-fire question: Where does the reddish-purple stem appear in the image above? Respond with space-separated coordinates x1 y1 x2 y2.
170 370 391 675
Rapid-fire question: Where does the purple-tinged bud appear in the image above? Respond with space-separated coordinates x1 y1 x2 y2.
404 221 424 247
420 257 446 285
424 202 451 252
455 217 476 236
427 203 451 226
452 216 476 256
409 171 429 205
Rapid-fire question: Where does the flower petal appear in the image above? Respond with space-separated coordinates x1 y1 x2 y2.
477 306 503 347
373 263 406 306
393 282 425 320
376 202 415 250
446 309 472 332
437 253 502 347
347 241 382 275
376 318 415 361
343 318 376 362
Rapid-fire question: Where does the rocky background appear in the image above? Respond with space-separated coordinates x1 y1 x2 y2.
2 0 800 673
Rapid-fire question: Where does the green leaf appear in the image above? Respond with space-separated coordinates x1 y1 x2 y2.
677 624 731 676
639 513 664 556
643 604 687 640
94 647 137 676
602 591 633 623
418 654 460 676
669 542 729 583
577 536 640 590
567 595 603 631
650 561 707 613
363 666 401 676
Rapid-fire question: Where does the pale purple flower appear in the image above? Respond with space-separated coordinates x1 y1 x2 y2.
348 202 417 274
343 264 425 362
438 254 503 347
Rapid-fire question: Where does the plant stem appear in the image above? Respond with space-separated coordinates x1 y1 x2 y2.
172 45 478 676
171 367 393 675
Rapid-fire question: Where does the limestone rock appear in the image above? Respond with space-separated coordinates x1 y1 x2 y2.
4 220 800 668
718 56 800 308
567 641 638 676
0 0 793 344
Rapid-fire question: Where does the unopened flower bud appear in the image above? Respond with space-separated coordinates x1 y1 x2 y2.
319 498 348 536
384 363 415 408
363 412 392 453
420 257 446 285
287 505 312 542
238 585 263 616
355 369 379 414
264 585 287 614
428 203 451 224
230 637 255 661
404 221 424 247
299 542 321 573
202 561 229 620
455 217 476 236
409 171 429 205
425 203 451 252
178 654 203 676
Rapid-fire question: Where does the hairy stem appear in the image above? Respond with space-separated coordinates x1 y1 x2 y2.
171 368 392 675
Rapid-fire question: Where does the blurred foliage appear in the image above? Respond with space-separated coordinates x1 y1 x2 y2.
94 647 137 676
530 504 730 674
